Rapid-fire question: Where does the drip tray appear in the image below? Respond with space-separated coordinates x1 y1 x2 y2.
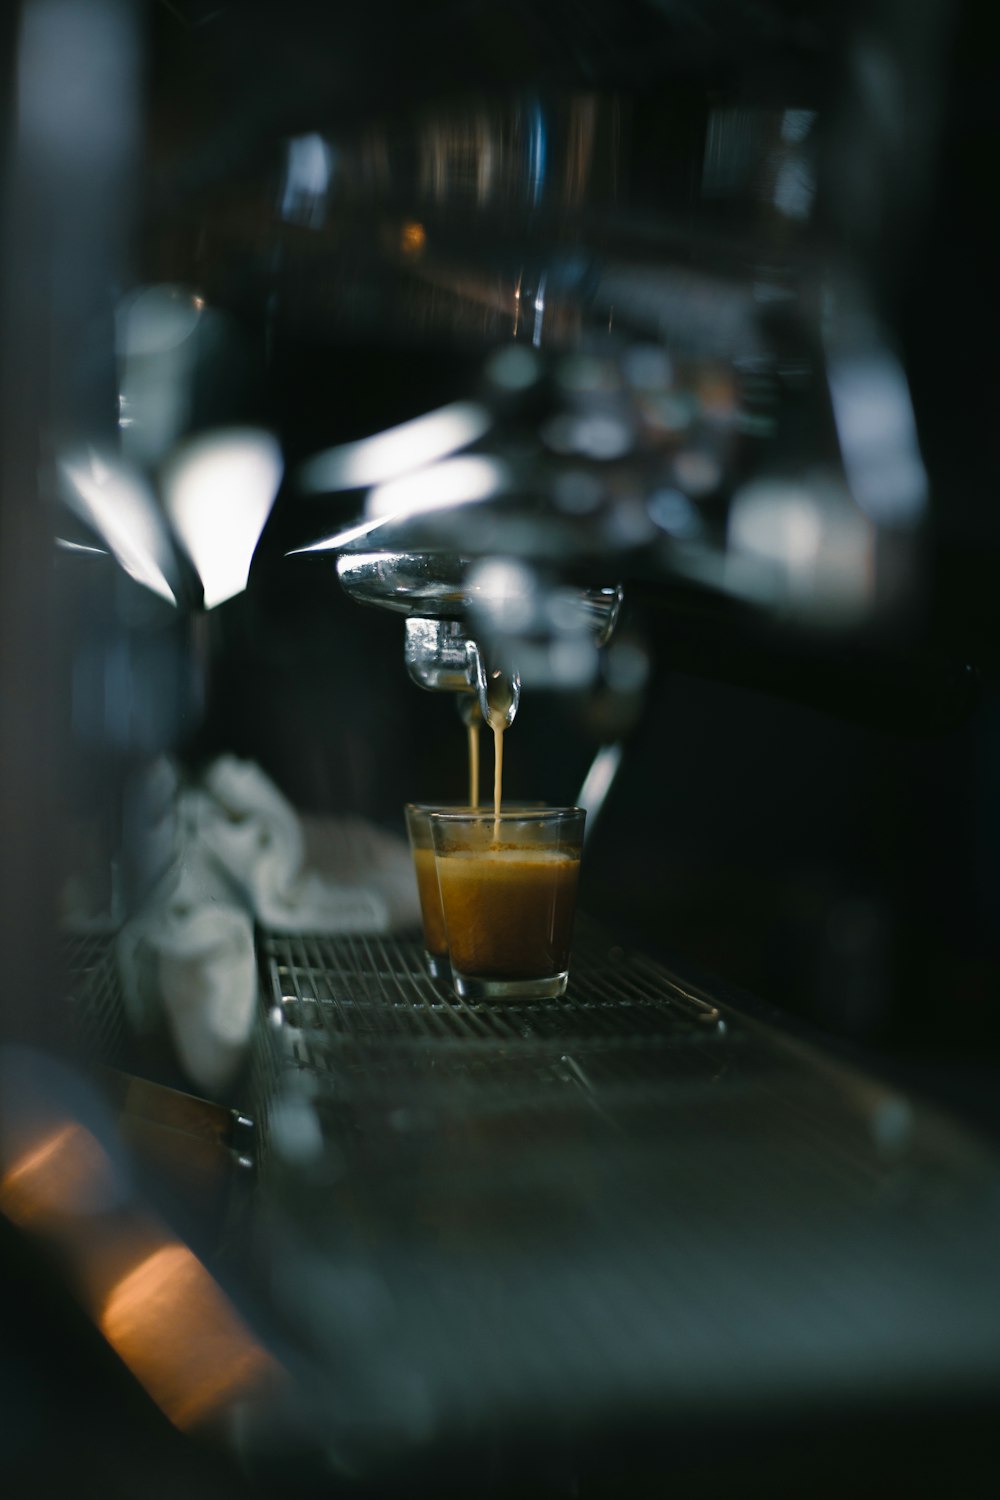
247 926 1000 1477
61 925 1000 1486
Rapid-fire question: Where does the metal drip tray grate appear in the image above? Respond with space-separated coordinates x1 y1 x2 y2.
255 926 738 1119
260 926 722 1042
54 921 1000 1482
250 924 1000 1476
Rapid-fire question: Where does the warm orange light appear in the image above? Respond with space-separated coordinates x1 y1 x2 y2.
401 220 427 257
0 1123 115 1224
100 1242 280 1430
2 1113 282 1433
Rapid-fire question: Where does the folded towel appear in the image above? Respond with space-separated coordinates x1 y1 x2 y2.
117 842 256 1095
193 756 397 933
115 756 421 1092
300 814 421 932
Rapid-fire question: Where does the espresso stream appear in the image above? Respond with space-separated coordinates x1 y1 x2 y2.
486 670 515 834
467 718 480 808
493 725 503 830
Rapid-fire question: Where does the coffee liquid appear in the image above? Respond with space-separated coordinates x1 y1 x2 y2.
436 848 579 978
493 724 503 831
413 844 448 956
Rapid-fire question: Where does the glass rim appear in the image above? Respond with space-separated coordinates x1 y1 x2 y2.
407 799 547 813
406 800 476 813
428 806 584 824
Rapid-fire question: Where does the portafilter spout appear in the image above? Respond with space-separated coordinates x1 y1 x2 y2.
336 550 621 727
404 616 521 728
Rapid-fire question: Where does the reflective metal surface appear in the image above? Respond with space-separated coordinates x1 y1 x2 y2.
5 1 999 1495
54 916 1000 1490
152 4 942 645
255 927 1000 1481
339 551 620 719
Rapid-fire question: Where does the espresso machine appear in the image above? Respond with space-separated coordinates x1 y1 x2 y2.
2 1 999 1495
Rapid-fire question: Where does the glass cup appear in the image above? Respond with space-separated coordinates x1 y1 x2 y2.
429 807 585 1000
405 802 544 979
404 802 459 979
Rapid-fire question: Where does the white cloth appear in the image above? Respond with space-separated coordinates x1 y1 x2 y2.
300 813 421 932
117 840 256 1095
116 756 420 1093
192 756 398 933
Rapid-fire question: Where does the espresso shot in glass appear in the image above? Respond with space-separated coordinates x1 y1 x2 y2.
429 808 585 1001
406 803 545 979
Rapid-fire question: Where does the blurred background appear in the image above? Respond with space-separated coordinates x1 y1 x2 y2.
2 0 1000 1495
133 0 1000 1087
